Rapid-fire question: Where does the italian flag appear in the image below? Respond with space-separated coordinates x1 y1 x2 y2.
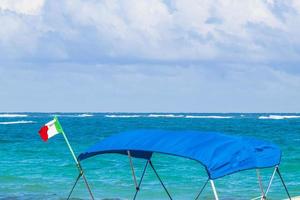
39 117 63 142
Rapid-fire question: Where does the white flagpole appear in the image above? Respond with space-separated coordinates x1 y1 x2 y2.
55 117 95 200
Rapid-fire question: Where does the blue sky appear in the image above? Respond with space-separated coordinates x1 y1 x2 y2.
0 0 300 112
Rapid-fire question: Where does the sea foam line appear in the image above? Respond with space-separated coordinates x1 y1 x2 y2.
0 120 35 125
185 115 233 119
105 114 141 118
258 115 300 120
50 114 94 118
147 114 184 118
77 114 93 117
104 114 233 119
0 114 28 118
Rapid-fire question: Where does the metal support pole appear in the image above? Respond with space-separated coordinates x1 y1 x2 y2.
251 195 264 200
256 169 266 199
265 166 277 196
276 168 292 200
61 129 95 200
67 173 82 200
210 180 219 200
133 160 149 200
127 150 139 190
82 173 95 200
149 161 173 200
194 179 209 200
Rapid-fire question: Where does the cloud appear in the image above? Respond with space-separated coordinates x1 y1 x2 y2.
0 0 299 65
0 0 300 112
0 0 44 15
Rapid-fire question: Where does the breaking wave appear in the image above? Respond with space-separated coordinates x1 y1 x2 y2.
147 114 184 118
105 114 233 119
0 114 28 118
258 115 300 120
50 114 93 118
0 121 35 125
77 114 93 117
105 114 141 118
185 115 233 119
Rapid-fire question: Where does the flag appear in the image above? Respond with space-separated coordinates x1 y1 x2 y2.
37 116 95 199
39 117 63 141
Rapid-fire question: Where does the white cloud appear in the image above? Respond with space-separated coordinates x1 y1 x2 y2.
0 0 299 69
0 0 44 15
0 0 297 62
1 1 300 112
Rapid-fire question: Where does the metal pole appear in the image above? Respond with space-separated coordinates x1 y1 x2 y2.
67 173 82 200
251 195 264 200
127 150 139 190
133 160 149 200
276 168 292 200
265 166 277 196
82 173 95 200
256 169 266 199
61 130 95 200
210 180 219 200
149 161 173 200
194 179 209 200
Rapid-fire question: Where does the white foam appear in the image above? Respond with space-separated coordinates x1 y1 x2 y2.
0 120 35 125
259 115 300 120
185 115 233 119
50 114 93 117
105 114 141 118
147 114 184 118
50 114 64 117
0 114 28 118
77 114 93 117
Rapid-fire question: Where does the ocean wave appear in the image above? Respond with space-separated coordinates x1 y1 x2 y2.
147 114 184 118
0 121 35 125
0 114 28 118
50 114 93 118
77 114 93 117
105 114 233 119
105 114 141 118
258 115 300 120
185 115 233 119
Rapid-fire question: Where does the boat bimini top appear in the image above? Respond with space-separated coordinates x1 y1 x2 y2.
68 130 292 200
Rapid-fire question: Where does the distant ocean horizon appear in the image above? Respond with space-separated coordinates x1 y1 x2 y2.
0 113 299 199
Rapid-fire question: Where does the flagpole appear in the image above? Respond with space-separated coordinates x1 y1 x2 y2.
56 117 95 200
61 130 79 165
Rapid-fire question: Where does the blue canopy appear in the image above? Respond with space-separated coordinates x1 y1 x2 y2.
78 130 281 179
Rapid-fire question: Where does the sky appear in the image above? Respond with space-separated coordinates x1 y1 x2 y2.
0 0 300 112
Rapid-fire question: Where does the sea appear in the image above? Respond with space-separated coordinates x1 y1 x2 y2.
0 113 299 200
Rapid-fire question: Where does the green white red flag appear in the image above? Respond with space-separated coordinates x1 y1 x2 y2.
37 116 95 199
39 117 63 141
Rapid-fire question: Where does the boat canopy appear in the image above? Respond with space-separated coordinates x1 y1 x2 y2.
78 130 281 179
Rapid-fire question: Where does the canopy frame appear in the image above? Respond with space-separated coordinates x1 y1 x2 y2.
194 178 209 200
126 150 219 200
127 150 222 200
251 165 291 200
66 162 95 200
132 160 149 200
128 150 173 199
67 153 292 200
73 130 292 199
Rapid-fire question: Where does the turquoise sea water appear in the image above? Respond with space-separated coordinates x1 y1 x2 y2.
0 113 299 200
